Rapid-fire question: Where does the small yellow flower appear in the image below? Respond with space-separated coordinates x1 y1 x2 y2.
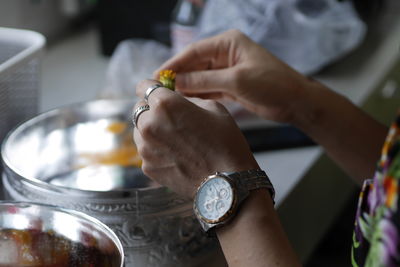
159 70 176 91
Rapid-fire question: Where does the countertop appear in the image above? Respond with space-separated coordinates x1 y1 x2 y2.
39 1 400 262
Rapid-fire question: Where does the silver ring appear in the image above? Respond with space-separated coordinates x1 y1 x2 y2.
144 84 163 102
132 104 150 128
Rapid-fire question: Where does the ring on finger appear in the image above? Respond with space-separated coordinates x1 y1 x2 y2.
132 104 150 128
144 84 163 102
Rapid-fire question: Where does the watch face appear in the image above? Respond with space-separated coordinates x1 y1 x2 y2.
195 176 234 223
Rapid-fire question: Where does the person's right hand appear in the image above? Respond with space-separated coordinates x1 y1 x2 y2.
155 29 317 124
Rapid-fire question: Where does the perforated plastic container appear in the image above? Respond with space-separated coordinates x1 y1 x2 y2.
0 27 45 142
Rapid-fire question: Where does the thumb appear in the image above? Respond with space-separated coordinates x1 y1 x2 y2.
176 69 234 95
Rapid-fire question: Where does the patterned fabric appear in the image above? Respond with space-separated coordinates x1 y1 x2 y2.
352 115 400 267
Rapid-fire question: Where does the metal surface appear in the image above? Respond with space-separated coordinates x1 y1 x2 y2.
1 99 223 266
0 201 123 266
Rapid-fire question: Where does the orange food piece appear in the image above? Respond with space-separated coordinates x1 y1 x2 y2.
79 145 142 167
106 122 127 134
76 121 142 169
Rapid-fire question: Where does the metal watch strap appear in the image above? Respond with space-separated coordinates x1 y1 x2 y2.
222 169 275 202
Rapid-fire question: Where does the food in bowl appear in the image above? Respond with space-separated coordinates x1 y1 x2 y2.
0 202 124 267
0 229 120 267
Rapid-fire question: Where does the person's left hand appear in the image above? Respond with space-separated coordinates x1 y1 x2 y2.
133 79 260 199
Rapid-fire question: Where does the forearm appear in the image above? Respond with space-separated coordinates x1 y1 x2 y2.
216 190 301 267
292 79 388 183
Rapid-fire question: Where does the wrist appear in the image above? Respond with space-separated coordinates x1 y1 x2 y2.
215 189 301 267
290 78 333 130
216 189 275 236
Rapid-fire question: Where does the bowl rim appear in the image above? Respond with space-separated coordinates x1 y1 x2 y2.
1 99 167 197
0 200 125 266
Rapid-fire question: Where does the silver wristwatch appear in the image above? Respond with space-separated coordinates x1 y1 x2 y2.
193 169 275 233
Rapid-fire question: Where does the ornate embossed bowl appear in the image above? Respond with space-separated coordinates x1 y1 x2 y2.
1 100 221 266
0 201 123 267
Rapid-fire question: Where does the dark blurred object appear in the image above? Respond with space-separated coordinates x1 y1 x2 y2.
242 126 316 152
351 0 385 23
171 0 205 55
96 0 384 56
97 0 178 56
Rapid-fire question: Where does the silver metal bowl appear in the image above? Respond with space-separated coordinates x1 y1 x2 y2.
0 201 123 266
1 99 221 266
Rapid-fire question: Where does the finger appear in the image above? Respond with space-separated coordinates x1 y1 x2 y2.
183 92 225 100
186 97 229 114
135 79 161 98
176 68 235 94
153 35 232 77
132 99 150 129
133 128 151 174
133 99 147 110
152 61 211 80
132 99 148 116
136 79 178 105
133 125 144 150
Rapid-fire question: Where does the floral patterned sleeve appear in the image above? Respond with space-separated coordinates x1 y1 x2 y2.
352 114 400 267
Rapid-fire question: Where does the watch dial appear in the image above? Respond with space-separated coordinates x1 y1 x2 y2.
196 177 233 221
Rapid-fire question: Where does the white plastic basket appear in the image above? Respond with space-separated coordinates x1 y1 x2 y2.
0 27 45 142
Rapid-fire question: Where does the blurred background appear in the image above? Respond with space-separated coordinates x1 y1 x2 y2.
0 0 389 112
1 0 400 266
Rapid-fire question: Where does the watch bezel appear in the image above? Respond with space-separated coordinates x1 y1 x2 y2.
194 174 238 225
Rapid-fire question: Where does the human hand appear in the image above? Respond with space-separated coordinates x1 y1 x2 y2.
133 80 259 198
155 29 316 124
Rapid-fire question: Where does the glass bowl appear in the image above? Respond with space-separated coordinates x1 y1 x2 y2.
0 201 123 267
